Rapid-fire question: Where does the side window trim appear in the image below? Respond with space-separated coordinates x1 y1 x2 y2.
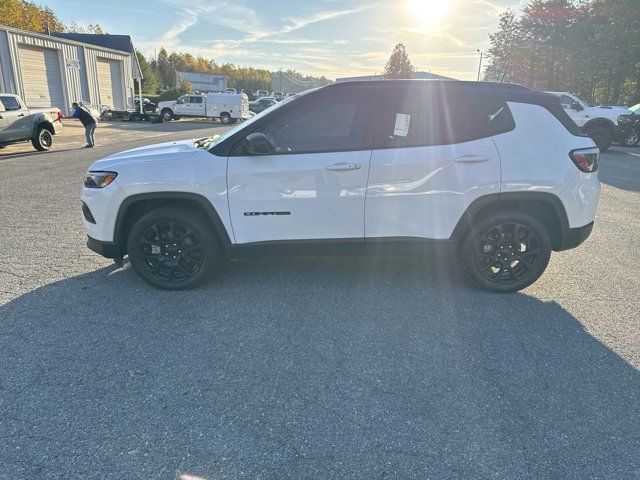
229 92 375 156
0 96 21 111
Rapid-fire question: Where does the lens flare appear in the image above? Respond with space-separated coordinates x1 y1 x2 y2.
404 0 455 30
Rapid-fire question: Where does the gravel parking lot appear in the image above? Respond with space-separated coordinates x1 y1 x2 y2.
1 121 639 479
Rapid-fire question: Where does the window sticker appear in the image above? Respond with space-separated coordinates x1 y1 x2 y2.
394 113 411 137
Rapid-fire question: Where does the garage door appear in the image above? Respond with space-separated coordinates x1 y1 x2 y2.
97 58 124 109
18 45 65 111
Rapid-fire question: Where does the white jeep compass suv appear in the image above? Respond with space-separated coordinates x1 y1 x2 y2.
81 81 600 292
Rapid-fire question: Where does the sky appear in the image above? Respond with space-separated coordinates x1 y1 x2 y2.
41 0 524 80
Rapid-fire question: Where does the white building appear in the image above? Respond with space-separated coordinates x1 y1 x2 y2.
0 25 140 115
176 71 227 93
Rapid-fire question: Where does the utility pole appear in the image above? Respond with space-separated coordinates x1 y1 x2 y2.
477 49 483 82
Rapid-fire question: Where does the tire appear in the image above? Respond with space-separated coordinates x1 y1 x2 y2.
586 125 613 151
461 212 552 293
161 109 174 122
621 130 639 147
220 112 231 124
32 126 53 151
127 207 222 290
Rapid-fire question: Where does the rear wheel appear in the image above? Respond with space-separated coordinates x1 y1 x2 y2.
461 212 551 292
220 112 231 124
127 207 222 290
586 125 613 151
32 126 53 151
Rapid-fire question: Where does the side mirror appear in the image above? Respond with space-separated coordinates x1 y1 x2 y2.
242 132 275 155
572 102 584 112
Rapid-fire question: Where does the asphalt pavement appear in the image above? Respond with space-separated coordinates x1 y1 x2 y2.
0 122 639 479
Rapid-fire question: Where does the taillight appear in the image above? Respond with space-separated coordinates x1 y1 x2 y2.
57 111 63 122
569 148 599 173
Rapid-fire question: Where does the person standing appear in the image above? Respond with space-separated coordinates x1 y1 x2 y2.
71 102 97 148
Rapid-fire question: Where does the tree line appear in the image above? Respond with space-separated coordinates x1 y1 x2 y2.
137 48 272 95
484 0 640 105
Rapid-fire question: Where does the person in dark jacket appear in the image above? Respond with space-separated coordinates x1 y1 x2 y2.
71 102 97 148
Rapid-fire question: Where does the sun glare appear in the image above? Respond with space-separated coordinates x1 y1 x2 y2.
404 0 455 30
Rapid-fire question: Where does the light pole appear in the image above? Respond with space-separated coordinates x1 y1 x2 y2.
476 49 483 82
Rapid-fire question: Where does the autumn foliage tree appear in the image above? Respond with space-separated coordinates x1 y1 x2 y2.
383 44 415 79
0 0 64 33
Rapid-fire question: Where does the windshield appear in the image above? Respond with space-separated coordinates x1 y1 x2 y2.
202 88 319 150
573 94 593 107
630 103 640 114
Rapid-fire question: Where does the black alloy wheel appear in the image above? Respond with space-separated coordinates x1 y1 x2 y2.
462 213 551 292
127 208 220 289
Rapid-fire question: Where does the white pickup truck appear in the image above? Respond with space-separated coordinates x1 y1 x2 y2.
546 92 631 151
0 94 62 151
157 92 250 124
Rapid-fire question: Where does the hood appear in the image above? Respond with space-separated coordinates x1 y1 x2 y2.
90 139 198 169
594 105 632 115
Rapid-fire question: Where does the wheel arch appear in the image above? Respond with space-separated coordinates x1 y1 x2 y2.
583 118 615 132
114 192 232 255
451 192 570 251
32 120 55 137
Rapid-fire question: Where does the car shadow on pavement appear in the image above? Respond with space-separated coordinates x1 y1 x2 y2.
599 149 640 192
0 147 80 161
99 119 229 134
1 254 639 479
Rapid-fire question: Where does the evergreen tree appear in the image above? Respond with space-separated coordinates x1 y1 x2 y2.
383 44 415 79
135 51 161 94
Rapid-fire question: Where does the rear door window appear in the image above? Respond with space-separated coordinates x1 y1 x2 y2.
371 87 441 148
371 88 515 148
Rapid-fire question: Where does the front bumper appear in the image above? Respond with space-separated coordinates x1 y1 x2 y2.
87 236 122 259
556 221 594 251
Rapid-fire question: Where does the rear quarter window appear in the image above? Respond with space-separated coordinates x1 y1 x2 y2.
469 96 516 136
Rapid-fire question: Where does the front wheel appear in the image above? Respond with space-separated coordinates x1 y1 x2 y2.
621 130 639 147
32 126 53 151
461 212 552 292
127 207 222 290
161 109 174 122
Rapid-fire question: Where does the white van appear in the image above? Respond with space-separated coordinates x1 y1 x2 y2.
157 93 250 124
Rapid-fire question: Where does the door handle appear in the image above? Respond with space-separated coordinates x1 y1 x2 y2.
453 155 489 163
325 162 361 171
17 113 26 117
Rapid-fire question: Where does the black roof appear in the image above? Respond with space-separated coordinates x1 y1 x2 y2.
52 32 134 53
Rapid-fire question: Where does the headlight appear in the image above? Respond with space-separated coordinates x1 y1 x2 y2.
84 171 118 188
